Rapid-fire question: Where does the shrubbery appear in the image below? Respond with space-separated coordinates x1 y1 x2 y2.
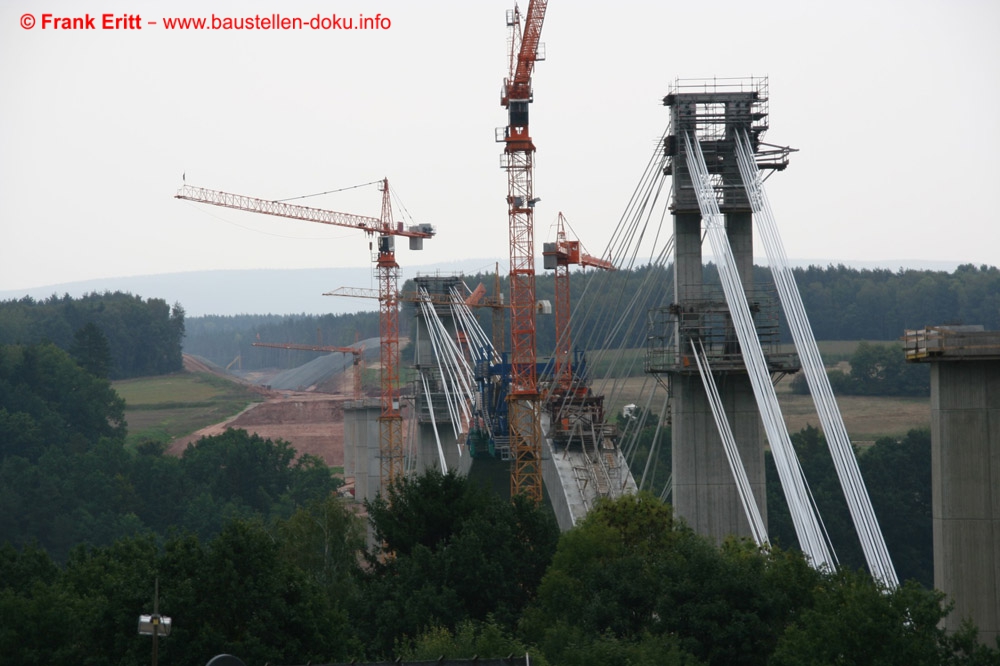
790 341 930 397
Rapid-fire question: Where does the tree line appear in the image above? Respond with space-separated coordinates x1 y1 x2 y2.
790 340 930 397
4 262 993 381
180 263 1000 374
0 292 185 379
458 262 1000 351
183 311 380 371
2 476 996 665
785 263 1000 341
0 342 339 562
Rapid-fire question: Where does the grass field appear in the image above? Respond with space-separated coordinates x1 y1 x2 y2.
113 372 263 448
585 341 890 380
590 340 929 443
597 375 928 444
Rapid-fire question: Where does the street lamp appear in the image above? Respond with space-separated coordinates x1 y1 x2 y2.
138 578 172 666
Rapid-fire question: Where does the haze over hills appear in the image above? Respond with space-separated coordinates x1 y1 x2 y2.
0 258 967 317
0 259 503 317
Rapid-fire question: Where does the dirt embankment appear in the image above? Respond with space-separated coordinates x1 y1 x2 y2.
168 391 346 467
171 355 349 467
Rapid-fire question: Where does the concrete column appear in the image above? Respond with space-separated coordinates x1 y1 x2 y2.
670 209 766 543
674 213 703 304
671 373 765 543
726 212 754 289
931 360 999 645
343 400 381 505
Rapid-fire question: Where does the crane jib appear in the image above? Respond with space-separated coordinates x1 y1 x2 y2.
174 185 434 239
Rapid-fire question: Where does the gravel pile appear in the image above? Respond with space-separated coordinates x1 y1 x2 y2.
262 337 379 391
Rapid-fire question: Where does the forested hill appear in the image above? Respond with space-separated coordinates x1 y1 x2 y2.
4 264 994 378
184 311 381 371
183 263 1000 369
777 263 1000 340
0 292 185 379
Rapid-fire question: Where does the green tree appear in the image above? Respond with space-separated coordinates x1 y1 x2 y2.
860 429 932 587
398 619 542 663
180 429 339 517
771 574 956 666
0 343 125 455
360 470 559 658
522 493 823 666
766 427 933 588
165 520 339 664
70 322 112 378
278 495 364 589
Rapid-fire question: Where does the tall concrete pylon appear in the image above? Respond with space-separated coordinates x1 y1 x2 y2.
651 78 796 544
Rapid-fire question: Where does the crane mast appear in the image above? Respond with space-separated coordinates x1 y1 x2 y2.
176 179 433 490
544 212 614 392
499 0 548 503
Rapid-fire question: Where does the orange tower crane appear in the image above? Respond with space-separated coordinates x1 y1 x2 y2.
543 212 614 394
499 0 548 503
251 341 364 399
176 179 433 489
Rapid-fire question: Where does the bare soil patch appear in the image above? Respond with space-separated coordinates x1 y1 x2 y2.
166 355 350 467
167 391 346 467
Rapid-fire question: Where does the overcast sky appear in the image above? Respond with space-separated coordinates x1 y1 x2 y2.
2 0 998 295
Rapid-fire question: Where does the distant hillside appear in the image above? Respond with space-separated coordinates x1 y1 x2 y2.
0 259 503 316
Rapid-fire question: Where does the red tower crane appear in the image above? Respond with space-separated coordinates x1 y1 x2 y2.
543 212 614 394
176 179 433 490
499 0 548 503
251 341 364 400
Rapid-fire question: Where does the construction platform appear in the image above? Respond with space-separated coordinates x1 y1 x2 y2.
645 286 800 376
904 325 1000 361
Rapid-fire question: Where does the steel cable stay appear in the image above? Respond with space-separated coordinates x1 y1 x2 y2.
423 297 464 437
416 295 461 440
575 231 673 433
636 387 671 493
449 287 494 365
446 287 499 459
735 133 886 579
574 129 674 383
563 134 675 501
427 291 476 408
428 298 476 419
416 285 497 462
573 205 673 496
419 371 448 472
734 131 898 587
417 291 470 441
684 132 836 570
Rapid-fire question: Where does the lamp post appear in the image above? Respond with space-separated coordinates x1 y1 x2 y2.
138 578 171 666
